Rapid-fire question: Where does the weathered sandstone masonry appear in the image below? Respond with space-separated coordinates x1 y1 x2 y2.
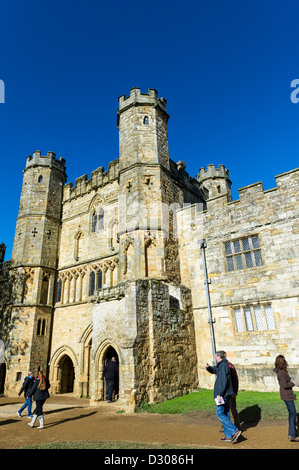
1 87 299 407
178 166 299 391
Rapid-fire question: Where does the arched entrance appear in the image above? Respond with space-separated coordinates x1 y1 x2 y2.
59 355 75 393
103 346 119 401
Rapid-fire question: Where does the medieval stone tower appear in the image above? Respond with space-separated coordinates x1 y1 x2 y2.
8 152 66 382
2 88 299 408
4 89 201 409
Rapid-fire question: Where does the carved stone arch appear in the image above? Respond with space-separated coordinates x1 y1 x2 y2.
144 231 157 248
50 345 78 368
49 346 78 395
108 218 119 251
89 193 106 212
89 194 106 233
144 232 160 278
74 229 84 261
79 323 93 345
123 236 134 276
22 268 35 303
93 340 121 401
79 324 93 397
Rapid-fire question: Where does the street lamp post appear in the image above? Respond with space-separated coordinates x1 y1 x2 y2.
199 239 216 365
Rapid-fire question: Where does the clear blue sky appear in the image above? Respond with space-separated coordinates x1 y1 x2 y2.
1 0 299 259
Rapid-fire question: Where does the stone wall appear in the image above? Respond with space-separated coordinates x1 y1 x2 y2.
92 280 198 410
178 167 299 391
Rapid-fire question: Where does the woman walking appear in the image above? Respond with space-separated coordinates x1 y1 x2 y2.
27 370 50 429
274 355 299 442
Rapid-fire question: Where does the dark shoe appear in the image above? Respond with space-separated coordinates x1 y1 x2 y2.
230 429 242 443
221 437 232 442
289 436 299 442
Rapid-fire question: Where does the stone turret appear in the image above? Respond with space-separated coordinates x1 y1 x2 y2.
7 151 67 388
117 87 170 171
12 151 67 269
197 164 232 203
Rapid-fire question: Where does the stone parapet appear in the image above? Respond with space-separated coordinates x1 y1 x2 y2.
63 159 119 202
25 150 66 173
117 87 168 125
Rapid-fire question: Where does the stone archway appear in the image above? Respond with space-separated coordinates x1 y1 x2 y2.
94 341 120 401
50 347 77 395
103 346 119 401
59 354 75 393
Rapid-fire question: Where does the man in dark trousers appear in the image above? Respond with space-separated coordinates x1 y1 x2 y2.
206 351 242 443
17 371 35 418
103 357 118 403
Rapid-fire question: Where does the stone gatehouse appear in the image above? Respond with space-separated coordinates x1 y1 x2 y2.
0 88 299 409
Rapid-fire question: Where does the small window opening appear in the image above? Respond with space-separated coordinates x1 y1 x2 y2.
89 271 95 296
56 280 62 302
143 116 149 125
38 175 43 183
16 372 22 381
217 185 221 194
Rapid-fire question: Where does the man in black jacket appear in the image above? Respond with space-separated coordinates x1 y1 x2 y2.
103 357 118 403
17 371 34 418
206 351 242 443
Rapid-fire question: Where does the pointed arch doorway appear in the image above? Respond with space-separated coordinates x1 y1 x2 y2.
59 354 75 393
103 346 119 401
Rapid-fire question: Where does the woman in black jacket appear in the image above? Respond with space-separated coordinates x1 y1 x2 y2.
27 371 50 429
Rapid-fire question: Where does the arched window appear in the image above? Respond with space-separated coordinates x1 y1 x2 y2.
97 270 103 290
38 175 43 183
74 231 83 260
99 208 104 230
37 319 41 335
40 276 49 304
37 318 46 336
22 274 34 303
143 116 149 125
56 279 62 302
92 211 97 232
89 271 95 296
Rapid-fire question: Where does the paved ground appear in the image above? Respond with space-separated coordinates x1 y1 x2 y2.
0 395 297 450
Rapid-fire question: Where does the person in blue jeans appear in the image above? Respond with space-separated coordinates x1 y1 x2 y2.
17 371 35 418
206 351 242 443
274 355 299 442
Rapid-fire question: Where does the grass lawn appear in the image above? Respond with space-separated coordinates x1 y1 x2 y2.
139 388 288 422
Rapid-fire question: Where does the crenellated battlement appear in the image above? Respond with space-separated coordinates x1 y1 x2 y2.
117 87 168 124
236 167 299 202
63 158 119 202
25 150 66 173
197 164 231 184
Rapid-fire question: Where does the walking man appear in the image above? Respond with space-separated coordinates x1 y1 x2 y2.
206 351 242 443
103 357 118 403
17 371 35 418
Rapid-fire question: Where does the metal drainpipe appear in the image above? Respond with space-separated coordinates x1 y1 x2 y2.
199 239 217 366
